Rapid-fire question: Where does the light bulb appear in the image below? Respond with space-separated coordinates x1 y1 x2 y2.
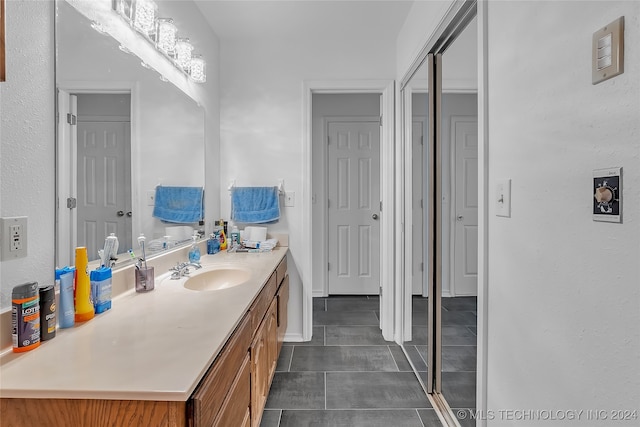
189 55 206 83
156 18 177 55
175 38 193 71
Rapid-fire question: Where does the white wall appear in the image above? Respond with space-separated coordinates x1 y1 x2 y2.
486 1 640 423
0 1 55 309
218 31 398 339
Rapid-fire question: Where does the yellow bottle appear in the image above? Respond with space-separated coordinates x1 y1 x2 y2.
74 247 95 322
219 219 227 251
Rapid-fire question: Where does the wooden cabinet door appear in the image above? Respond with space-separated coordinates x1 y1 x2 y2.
277 275 289 352
250 319 269 427
213 355 251 427
266 299 279 380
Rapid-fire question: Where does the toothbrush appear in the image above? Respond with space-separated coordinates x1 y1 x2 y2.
138 234 148 271
128 249 140 270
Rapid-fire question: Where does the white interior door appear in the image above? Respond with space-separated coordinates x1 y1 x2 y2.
77 121 131 262
328 120 381 295
452 117 478 296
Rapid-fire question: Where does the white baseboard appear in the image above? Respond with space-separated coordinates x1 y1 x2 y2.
284 332 305 343
312 290 325 297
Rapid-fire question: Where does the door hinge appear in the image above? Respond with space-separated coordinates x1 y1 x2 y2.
66 113 77 125
66 197 77 209
421 135 424 145
328 199 330 209
327 262 330 271
379 116 383 126
420 199 423 209
380 201 382 212
327 135 331 145
420 262 424 272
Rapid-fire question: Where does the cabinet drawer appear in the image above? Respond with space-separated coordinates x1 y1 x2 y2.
213 354 251 427
190 315 251 427
276 256 287 286
249 272 277 333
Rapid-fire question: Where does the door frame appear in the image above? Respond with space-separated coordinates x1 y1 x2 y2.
56 80 137 267
303 80 395 341
323 115 382 296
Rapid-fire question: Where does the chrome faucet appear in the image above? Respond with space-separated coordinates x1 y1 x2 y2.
169 261 202 279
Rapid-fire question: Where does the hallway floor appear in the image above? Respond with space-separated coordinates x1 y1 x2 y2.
260 296 443 427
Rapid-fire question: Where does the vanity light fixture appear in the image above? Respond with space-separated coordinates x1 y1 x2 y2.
175 38 193 72
90 20 107 34
132 0 157 37
189 54 206 83
111 0 206 84
156 18 177 55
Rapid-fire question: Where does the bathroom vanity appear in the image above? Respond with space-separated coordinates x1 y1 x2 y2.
0 248 289 427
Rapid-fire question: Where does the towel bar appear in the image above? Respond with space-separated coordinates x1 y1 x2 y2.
228 179 284 195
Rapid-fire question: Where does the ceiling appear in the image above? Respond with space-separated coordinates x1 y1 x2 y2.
194 1 414 42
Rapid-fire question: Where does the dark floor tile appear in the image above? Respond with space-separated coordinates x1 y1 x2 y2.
442 346 477 372
412 296 429 312
279 409 425 427
412 308 428 326
389 346 413 372
259 409 282 427
405 326 428 345
265 372 325 410
466 325 477 336
284 326 325 346
326 372 431 409
414 345 428 367
326 296 380 312
404 345 428 371
313 310 379 326
441 371 476 408
325 325 389 346
313 297 327 312
290 346 397 372
276 346 293 372
417 409 443 426
452 409 476 427
442 325 477 346
441 297 477 312
441 311 477 326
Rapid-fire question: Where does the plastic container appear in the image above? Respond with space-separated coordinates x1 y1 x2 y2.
11 282 41 352
90 267 112 314
189 235 201 263
39 285 56 341
74 247 95 322
207 232 221 255
57 267 76 328
230 226 240 247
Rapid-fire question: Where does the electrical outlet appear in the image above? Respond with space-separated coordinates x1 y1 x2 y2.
284 192 295 207
1 216 28 260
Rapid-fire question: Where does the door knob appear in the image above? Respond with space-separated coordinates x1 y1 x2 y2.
457 215 463 221
126 211 132 217
117 210 124 217
372 213 379 220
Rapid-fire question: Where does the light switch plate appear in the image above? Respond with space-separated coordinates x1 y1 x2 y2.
592 16 624 84
146 190 155 206
1 216 28 260
496 179 511 217
284 192 295 207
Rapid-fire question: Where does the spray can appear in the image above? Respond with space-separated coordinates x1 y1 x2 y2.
39 285 56 341
57 266 76 328
11 282 41 353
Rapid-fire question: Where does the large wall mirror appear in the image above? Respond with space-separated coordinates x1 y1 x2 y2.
55 0 205 267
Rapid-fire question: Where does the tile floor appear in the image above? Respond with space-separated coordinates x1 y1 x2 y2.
260 296 444 427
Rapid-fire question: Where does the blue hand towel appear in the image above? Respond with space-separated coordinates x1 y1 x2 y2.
152 186 203 224
231 187 280 224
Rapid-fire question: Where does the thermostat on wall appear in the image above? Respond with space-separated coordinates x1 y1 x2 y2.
593 167 622 223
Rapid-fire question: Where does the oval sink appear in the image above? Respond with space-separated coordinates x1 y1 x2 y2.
183 268 251 292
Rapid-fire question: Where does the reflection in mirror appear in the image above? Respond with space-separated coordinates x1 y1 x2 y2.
401 56 430 388
55 0 205 267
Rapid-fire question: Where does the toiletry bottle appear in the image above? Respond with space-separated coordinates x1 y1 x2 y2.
90 267 112 314
74 247 95 322
12 282 41 353
231 226 240 248
39 285 56 341
57 267 75 328
218 220 227 251
189 234 201 263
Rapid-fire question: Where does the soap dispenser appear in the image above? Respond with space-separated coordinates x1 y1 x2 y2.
189 234 201 263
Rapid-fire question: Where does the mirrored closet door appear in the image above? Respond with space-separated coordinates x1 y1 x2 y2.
399 1 478 424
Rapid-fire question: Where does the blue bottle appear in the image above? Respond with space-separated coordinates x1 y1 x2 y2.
56 266 76 328
189 235 201 263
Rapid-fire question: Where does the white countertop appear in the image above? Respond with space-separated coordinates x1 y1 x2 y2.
0 248 287 401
